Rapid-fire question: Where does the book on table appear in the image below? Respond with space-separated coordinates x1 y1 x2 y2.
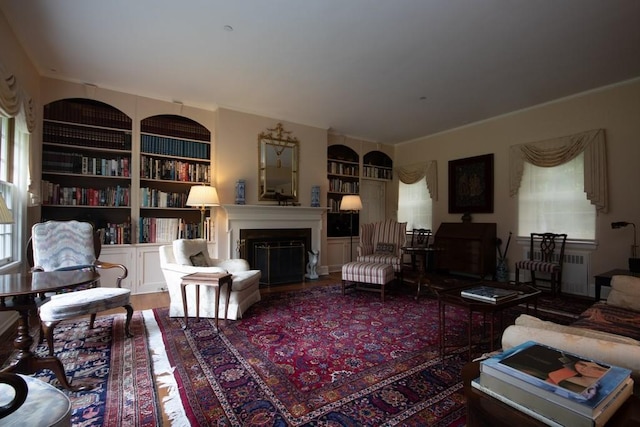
479 340 633 417
460 285 519 302
472 375 633 427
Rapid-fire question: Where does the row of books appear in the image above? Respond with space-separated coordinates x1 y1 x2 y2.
44 121 132 151
43 151 131 177
44 100 132 131
362 165 393 180
138 217 207 243
99 222 132 245
140 156 210 183
141 118 210 142
41 181 130 207
474 341 633 426
327 161 359 176
139 187 188 208
141 134 210 160
328 178 359 194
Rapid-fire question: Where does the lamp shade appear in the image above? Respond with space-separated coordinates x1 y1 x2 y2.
186 186 220 207
0 193 13 224
340 195 362 211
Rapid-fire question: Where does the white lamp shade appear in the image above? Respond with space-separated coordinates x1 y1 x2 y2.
0 194 13 224
186 186 220 207
340 195 362 211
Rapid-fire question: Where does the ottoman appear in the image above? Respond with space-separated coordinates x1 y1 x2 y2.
341 261 395 301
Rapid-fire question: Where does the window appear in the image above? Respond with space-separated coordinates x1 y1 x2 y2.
518 152 595 240
398 176 432 230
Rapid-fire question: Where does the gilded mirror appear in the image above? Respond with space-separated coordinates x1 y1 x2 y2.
258 123 299 202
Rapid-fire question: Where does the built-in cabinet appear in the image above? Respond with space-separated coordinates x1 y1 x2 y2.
39 97 213 294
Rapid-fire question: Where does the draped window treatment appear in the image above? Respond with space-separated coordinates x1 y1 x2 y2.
396 160 438 201
509 129 607 213
0 61 37 202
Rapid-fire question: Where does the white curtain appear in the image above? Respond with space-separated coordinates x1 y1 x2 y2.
509 129 607 213
396 160 438 201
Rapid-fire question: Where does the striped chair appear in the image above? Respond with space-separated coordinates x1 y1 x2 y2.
515 232 567 296
357 219 407 279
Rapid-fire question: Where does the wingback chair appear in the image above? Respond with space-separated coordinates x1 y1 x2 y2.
357 219 408 279
515 232 568 296
30 220 133 355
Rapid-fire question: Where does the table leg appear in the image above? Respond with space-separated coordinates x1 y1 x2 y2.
467 308 472 361
181 283 189 329
195 285 201 322
214 285 220 330
224 278 231 322
439 299 445 362
1 309 88 391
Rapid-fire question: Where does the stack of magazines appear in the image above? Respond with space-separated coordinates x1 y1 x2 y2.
473 341 633 426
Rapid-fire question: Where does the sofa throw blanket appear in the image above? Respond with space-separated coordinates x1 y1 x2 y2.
571 302 640 342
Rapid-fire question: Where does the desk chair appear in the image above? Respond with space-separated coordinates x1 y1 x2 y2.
515 232 567 296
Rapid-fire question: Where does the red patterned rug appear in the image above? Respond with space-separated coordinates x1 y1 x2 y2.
152 285 474 426
30 311 161 426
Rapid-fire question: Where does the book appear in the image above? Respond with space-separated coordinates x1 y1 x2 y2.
460 285 518 302
480 341 632 416
472 375 633 427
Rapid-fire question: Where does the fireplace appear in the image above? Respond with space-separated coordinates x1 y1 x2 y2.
240 228 311 285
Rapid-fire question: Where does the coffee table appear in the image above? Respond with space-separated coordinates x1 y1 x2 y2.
180 272 233 330
438 283 540 361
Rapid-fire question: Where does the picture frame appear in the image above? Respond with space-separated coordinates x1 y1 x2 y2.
448 153 494 213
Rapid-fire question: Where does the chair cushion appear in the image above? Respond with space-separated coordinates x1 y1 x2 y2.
0 374 71 426
515 260 560 273
173 239 213 266
357 254 402 272
39 287 131 322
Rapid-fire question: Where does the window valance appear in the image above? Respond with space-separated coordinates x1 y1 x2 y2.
509 129 607 213
396 160 438 201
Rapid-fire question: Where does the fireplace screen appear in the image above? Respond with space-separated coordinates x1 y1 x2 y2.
255 241 305 285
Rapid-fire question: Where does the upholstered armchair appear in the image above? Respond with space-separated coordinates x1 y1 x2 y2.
30 220 133 356
159 239 262 320
357 219 408 278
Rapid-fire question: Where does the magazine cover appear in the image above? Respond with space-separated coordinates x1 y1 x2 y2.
481 341 632 407
460 286 518 301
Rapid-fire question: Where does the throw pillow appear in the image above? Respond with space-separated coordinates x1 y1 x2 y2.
375 242 395 255
189 251 209 267
607 275 640 312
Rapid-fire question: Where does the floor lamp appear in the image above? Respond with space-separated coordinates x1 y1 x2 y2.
340 195 362 261
186 185 220 239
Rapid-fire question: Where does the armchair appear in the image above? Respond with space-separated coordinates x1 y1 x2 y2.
357 219 407 278
29 220 133 356
159 239 261 320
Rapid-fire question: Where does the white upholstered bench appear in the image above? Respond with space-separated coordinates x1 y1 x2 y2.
341 261 395 301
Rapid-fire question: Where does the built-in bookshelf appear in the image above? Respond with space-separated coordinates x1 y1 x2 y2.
363 150 393 181
41 98 133 244
138 114 211 243
327 144 360 237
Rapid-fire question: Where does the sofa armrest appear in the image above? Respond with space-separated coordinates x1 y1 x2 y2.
210 258 250 272
502 325 640 381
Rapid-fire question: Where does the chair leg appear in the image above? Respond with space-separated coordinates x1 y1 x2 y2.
89 313 97 329
42 320 61 356
123 304 134 338
515 267 520 285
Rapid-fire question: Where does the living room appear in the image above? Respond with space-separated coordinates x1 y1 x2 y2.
1 2 640 425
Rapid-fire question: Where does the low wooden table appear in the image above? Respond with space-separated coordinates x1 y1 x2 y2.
463 360 640 426
439 283 541 361
180 272 233 330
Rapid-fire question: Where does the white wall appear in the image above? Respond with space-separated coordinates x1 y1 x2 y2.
394 78 640 279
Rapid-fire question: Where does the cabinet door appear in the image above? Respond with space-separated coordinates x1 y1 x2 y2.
327 237 360 272
136 245 167 294
360 180 386 224
99 246 135 290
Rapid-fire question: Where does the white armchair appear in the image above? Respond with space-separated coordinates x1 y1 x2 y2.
159 239 261 320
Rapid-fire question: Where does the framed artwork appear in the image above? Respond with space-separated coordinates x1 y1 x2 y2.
448 153 494 213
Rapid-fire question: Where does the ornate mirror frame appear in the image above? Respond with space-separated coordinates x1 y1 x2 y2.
258 122 299 202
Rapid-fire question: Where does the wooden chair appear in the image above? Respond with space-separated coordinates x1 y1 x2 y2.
407 228 432 270
515 232 567 296
29 220 133 355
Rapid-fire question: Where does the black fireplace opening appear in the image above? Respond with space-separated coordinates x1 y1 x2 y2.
239 228 312 286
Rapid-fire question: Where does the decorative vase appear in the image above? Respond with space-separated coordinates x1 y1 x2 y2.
235 180 246 205
496 258 509 282
311 185 320 207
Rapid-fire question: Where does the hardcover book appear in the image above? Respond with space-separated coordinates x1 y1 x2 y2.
480 341 632 414
460 285 518 302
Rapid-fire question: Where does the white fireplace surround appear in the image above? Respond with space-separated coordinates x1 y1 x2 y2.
221 204 326 270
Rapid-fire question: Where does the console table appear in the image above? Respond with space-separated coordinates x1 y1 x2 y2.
433 222 496 279
594 269 640 301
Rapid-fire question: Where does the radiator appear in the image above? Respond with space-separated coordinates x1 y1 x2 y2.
521 248 591 296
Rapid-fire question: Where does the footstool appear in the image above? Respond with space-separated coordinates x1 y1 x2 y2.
341 261 395 301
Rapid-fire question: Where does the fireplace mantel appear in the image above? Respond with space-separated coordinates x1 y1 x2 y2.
221 204 326 260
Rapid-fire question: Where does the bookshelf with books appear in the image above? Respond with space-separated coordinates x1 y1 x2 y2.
139 114 211 243
362 150 393 181
327 144 360 238
41 98 133 244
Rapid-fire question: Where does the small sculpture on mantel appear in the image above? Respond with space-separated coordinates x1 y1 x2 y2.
306 250 319 280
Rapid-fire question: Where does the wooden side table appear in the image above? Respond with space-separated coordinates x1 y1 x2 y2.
180 272 233 330
463 360 640 426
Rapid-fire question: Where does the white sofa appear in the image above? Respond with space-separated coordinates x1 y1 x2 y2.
159 239 261 320
502 275 640 381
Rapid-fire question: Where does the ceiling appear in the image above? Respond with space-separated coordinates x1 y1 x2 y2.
2 0 640 144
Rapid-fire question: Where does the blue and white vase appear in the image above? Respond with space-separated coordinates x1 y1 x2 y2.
235 179 246 205
311 185 321 207
496 258 509 282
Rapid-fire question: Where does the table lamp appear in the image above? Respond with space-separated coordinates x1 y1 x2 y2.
340 195 362 261
0 193 14 224
186 185 220 238
611 221 639 272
